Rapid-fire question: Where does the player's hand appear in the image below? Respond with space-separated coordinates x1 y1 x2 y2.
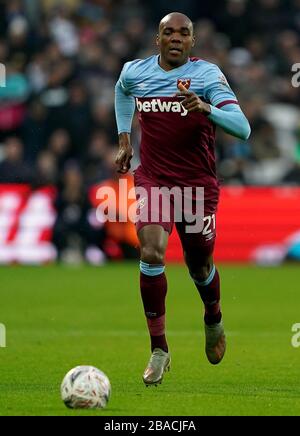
176 83 211 115
116 133 134 174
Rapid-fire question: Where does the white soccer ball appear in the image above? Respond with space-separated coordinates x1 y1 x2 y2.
61 365 111 409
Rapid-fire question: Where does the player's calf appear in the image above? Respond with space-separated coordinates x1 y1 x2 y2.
190 263 222 326
188 262 226 364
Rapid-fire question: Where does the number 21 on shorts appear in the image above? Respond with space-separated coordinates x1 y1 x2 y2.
202 214 216 235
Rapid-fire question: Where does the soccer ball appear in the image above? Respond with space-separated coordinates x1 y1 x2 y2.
61 365 111 409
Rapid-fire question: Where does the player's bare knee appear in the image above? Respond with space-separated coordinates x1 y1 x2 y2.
140 245 165 265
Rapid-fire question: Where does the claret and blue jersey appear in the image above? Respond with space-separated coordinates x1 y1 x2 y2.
115 55 251 193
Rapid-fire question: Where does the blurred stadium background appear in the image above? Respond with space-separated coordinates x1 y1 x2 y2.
1 0 300 417
0 0 300 265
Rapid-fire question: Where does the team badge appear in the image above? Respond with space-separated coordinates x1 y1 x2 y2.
177 78 191 90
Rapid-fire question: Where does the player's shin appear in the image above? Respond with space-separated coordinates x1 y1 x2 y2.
192 265 226 364
192 265 222 325
140 261 168 352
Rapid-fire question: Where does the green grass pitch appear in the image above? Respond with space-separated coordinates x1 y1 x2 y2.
0 263 299 416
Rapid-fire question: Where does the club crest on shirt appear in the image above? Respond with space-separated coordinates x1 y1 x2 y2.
177 78 191 90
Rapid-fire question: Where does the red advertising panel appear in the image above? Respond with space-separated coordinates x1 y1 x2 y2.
166 187 300 263
0 185 57 264
0 185 299 264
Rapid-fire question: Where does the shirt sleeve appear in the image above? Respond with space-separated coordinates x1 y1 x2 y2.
203 64 239 108
203 64 251 140
115 62 136 134
208 104 251 140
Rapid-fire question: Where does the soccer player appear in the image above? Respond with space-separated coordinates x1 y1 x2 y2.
115 12 251 386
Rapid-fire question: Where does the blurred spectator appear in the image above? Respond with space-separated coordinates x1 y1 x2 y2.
91 101 116 142
250 119 281 161
214 0 252 47
48 128 72 171
83 129 111 186
290 0 300 32
48 6 80 57
53 160 106 264
0 39 9 64
283 124 300 184
21 99 48 162
65 80 93 156
35 149 58 186
39 42 75 132
27 53 49 94
0 59 29 140
0 136 33 183
90 147 139 260
216 130 252 184
7 12 31 63
248 0 288 40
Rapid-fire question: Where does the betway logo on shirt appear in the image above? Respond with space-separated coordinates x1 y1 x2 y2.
136 98 188 117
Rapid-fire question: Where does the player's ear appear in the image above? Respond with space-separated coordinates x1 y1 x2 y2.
192 36 196 48
156 34 160 48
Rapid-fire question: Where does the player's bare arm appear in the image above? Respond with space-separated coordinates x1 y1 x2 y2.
115 132 134 174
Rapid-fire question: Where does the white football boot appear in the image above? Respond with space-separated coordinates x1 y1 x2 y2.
143 348 171 386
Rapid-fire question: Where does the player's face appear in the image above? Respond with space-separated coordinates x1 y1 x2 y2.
157 17 195 69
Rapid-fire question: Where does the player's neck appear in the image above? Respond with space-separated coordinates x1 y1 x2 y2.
158 55 189 71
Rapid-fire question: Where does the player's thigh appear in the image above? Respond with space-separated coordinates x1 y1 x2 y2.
134 167 173 264
134 175 174 237
138 224 169 264
176 205 217 269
